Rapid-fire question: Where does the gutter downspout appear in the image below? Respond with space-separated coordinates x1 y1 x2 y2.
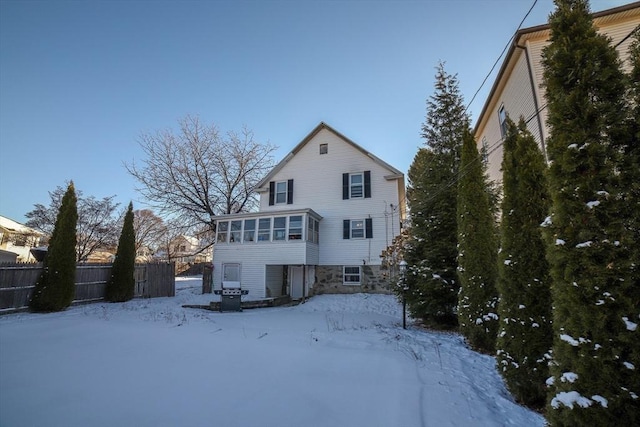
516 41 548 163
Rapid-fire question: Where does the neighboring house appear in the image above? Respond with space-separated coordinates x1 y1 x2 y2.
474 2 640 185
169 235 212 264
212 122 406 299
0 215 43 262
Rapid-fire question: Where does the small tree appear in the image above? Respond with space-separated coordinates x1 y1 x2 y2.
30 182 78 312
105 202 136 302
496 118 552 408
456 129 499 353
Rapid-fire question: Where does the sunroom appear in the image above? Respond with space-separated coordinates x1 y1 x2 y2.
212 209 322 299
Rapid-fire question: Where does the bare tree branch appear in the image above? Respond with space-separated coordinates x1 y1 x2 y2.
126 116 277 229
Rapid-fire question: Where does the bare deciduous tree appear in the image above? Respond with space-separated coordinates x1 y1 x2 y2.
132 209 166 254
126 116 277 230
25 184 120 262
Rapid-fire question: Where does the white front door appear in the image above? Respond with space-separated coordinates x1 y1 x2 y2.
290 266 303 299
222 263 241 288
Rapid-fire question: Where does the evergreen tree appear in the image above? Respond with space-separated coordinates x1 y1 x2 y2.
496 118 552 408
541 1 639 424
404 63 469 328
456 129 499 353
105 202 136 302
30 182 78 312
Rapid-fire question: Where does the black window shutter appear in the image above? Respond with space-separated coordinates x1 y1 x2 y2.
342 173 349 200
343 220 350 239
269 181 275 206
364 171 371 198
365 218 373 238
287 179 294 204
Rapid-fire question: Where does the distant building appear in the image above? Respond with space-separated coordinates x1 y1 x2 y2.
0 215 43 262
474 2 640 185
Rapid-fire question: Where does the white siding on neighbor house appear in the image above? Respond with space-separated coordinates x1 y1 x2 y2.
213 241 320 298
258 127 402 266
475 6 640 185
476 49 542 185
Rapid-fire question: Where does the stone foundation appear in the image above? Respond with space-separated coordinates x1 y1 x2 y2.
312 265 392 295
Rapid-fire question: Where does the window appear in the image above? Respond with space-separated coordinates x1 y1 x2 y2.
288 215 303 240
307 217 319 243
230 220 242 243
273 217 286 241
216 221 228 243
498 105 508 138
258 218 271 241
275 181 287 204
351 219 365 238
343 218 373 239
243 219 256 242
269 179 293 205
344 266 361 285
343 171 371 199
222 263 241 288
319 143 328 154
350 174 363 198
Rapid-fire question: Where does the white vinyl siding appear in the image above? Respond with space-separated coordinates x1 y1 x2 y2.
257 127 402 266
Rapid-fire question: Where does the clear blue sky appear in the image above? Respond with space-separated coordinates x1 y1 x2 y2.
0 0 628 223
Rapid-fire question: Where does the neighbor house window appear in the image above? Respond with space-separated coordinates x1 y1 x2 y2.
498 105 508 138
343 218 373 239
320 143 328 154
258 218 271 241
273 217 286 241
288 215 303 240
230 220 242 243
344 266 361 285
243 219 256 242
216 221 228 243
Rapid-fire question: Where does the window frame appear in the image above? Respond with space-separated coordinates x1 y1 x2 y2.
273 216 287 241
498 104 508 138
350 219 365 239
257 218 271 242
288 215 303 240
343 266 361 285
275 181 288 204
216 221 229 243
243 219 256 243
319 143 328 154
349 173 364 199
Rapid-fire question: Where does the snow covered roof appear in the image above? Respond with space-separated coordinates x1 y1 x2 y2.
0 215 42 235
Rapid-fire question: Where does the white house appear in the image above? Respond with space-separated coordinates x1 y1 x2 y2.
212 122 406 299
0 215 43 263
474 2 639 185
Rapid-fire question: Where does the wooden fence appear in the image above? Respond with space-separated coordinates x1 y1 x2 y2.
0 262 175 313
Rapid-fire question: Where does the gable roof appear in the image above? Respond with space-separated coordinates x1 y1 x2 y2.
257 122 403 189
472 1 640 135
0 215 42 236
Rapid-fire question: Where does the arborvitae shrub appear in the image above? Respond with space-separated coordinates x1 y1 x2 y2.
30 182 78 312
496 118 552 409
105 202 136 302
456 130 499 353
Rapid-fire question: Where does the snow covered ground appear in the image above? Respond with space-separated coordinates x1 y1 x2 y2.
0 277 545 427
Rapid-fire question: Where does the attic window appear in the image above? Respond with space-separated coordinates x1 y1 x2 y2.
319 143 328 154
